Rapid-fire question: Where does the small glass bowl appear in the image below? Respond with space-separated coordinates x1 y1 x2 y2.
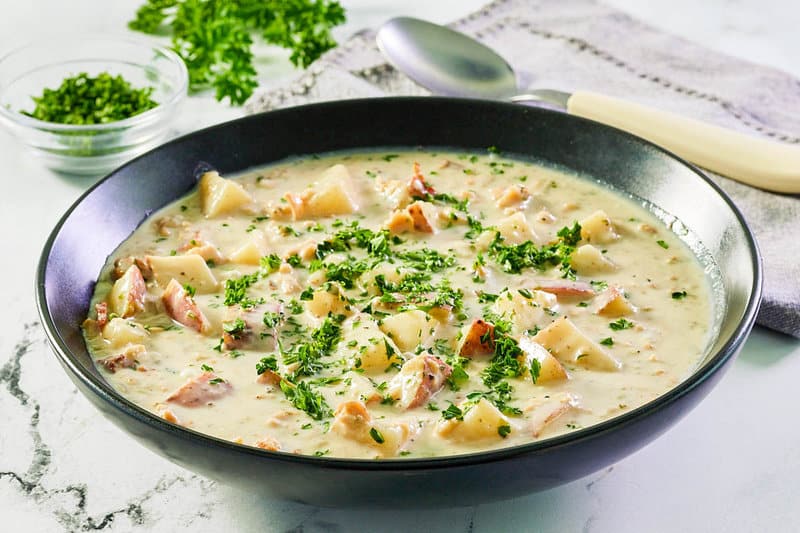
0 37 188 175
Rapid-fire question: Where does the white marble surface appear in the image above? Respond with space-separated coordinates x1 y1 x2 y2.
1 1 799 531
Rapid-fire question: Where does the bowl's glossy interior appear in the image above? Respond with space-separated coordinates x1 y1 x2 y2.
36 97 761 507
0 37 187 175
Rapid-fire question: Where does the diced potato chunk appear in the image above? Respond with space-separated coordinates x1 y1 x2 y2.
437 398 511 441
570 244 616 274
102 317 148 348
340 316 402 373
494 184 530 208
387 355 452 409
491 290 557 336
525 393 580 437
306 285 351 318
406 201 438 233
107 264 146 318
533 316 621 371
379 310 439 352
580 210 619 244
344 373 380 403
517 335 568 383
594 286 637 317
288 164 359 219
495 212 538 245
147 254 218 293
229 231 268 265
331 401 414 457
374 177 411 210
456 318 495 357
199 171 253 218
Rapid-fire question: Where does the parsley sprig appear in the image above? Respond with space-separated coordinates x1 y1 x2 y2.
128 0 347 105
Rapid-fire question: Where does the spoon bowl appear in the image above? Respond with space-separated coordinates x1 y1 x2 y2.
376 17 518 99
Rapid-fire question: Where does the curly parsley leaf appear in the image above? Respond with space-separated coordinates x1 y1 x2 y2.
128 0 346 105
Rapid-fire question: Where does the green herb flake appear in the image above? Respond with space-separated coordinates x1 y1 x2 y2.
21 72 157 124
599 337 614 346
657 240 669 249
369 427 385 444
609 318 634 331
498 424 511 438
672 290 688 300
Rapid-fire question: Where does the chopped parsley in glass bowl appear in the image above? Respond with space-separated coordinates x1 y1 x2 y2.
0 37 187 175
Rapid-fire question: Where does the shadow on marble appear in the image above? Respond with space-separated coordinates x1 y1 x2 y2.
216 466 615 533
736 326 799 368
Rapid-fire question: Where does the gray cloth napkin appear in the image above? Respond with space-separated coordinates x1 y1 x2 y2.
245 0 800 338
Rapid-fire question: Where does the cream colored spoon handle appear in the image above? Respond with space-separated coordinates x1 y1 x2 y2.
566 90 800 194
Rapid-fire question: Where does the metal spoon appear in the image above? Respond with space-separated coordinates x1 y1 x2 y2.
377 17 800 194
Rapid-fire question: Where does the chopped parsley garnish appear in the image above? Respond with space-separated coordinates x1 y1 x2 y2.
399 248 455 272
599 337 614 346
320 258 371 288
441 402 464 421
223 272 263 308
287 300 304 314
477 292 499 304
183 284 197 297
465 216 486 240
256 356 278 375
656 240 669 249
281 315 343 378
556 222 582 246
590 280 608 291
280 379 332 420
672 290 688 300
369 427 385 444
262 311 283 329
487 223 581 279
200 363 214 372
21 72 157 124
609 318 634 331
223 318 247 338
316 221 396 260
498 425 511 438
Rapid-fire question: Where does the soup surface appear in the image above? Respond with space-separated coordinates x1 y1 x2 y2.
84 150 713 459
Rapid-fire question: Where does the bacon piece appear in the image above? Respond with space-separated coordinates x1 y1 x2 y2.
255 436 281 451
457 319 495 357
407 162 435 198
389 355 452 409
95 302 109 329
166 372 232 407
532 280 595 299
406 202 435 233
98 344 145 373
113 256 153 280
256 370 282 386
161 409 180 424
162 279 208 332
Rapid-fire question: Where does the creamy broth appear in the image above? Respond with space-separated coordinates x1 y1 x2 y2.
84 150 714 459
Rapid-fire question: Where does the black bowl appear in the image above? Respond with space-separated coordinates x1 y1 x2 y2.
36 97 761 508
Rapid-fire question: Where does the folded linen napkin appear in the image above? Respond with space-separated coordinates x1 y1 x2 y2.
245 0 800 338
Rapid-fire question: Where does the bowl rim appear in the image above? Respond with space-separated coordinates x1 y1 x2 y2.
35 96 763 469
0 35 188 132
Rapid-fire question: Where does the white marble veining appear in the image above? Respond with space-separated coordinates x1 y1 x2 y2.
1 1 799 531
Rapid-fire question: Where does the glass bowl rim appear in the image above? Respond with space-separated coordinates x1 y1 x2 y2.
0 35 188 133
